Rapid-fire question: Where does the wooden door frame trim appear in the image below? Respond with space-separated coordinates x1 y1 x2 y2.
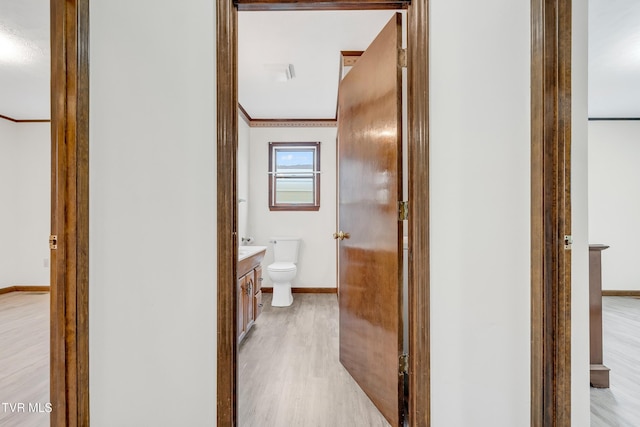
406 1 429 423
531 0 572 425
50 0 90 426
216 1 430 426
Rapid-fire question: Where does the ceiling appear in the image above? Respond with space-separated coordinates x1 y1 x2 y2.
238 10 400 119
0 0 49 120
1 1 639 120
589 0 640 118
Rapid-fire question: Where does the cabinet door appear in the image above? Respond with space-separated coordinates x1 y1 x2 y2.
237 274 246 342
245 274 255 328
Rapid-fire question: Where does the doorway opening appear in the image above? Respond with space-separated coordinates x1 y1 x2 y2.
0 6 52 423
237 10 406 426
216 1 430 426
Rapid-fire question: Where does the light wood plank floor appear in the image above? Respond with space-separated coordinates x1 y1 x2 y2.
591 296 640 427
239 293 391 427
0 292 50 427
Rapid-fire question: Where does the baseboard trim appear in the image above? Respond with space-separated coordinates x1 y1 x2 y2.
262 287 337 294
0 285 51 295
602 290 640 297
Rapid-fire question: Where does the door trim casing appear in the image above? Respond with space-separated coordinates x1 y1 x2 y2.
216 1 430 426
50 0 90 426
530 0 572 425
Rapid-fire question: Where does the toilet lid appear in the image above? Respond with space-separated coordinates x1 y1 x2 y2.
268 262 296 272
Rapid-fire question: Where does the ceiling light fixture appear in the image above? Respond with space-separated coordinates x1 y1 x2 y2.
0 26 36 64
0 33 20 62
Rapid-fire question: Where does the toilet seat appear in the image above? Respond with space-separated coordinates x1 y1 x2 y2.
268 262 296 272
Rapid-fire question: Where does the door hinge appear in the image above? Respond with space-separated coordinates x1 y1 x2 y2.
399 49 407 68
564 235 572 250
399 353 408 374
49 235 58 250
398 201 409 221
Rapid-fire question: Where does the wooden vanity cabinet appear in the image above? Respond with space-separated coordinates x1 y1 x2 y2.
237 249 266 343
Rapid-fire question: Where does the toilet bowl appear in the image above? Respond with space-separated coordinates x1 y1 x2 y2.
267 237 300 307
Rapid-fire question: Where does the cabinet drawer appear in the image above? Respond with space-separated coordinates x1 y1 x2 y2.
254 290 263 319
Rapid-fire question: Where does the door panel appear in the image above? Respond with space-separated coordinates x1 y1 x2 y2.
337 13 403 427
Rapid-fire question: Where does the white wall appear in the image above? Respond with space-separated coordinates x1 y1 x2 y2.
238 114 250 241
429 1 530 426
0 119 50 289
248 126 337 288
588 121 640 291
89 1 216 425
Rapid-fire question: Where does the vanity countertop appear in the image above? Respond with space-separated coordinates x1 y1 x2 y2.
237 246 267 277
238 245 267 261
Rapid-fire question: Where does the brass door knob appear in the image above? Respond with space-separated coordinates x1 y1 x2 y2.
333 231 350 240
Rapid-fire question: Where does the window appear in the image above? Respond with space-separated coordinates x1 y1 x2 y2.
268 142 320 211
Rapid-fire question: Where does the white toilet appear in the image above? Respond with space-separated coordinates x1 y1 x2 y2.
267 237 300 307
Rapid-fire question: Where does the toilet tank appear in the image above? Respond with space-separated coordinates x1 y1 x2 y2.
271 237 300 263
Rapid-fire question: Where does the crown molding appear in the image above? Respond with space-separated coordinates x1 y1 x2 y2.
588 117 640 121
238 103 336 127
0 114 51 123
238 104 252 126
250 119 337 127
236 0 410 11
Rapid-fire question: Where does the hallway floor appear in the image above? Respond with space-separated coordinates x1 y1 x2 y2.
591 296 640 427
6 290 636 425
238 293 390 427
0 291 49 427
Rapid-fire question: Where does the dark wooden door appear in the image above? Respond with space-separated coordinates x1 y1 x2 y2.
336 13 404 427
